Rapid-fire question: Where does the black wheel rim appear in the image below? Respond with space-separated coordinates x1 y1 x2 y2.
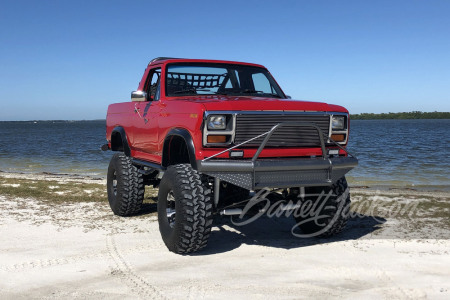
166 190 176 228
112 171 118 196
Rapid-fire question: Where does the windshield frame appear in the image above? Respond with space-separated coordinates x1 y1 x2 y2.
164 62 286 99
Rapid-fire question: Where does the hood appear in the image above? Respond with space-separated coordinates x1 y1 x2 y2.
168 96 347 113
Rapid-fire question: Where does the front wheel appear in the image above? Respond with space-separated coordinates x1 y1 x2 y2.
157 164 213 254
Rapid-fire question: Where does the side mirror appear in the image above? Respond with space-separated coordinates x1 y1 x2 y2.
286 95 292 99
131 91 147 102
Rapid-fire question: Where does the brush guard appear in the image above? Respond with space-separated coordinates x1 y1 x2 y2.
196 122 358 191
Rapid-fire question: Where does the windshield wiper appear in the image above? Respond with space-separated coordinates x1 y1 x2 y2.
215 89 282 98
243 89 282 98
215 89 264 95
242 89 264 94
172 88 211 94
215 89 240 95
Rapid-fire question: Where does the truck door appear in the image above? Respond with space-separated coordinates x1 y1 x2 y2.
132 67 161 162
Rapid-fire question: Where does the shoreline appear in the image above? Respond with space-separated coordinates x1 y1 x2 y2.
1 170 448 196
0 170 107 184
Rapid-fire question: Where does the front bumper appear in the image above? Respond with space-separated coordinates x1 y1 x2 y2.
197 156 358 190
197 121 358 190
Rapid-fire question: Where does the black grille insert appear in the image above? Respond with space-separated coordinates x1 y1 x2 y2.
234 114 330 147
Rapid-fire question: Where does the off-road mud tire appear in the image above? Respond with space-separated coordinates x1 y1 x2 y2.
158 164 213 254
294 177 350 237
107 153 144 216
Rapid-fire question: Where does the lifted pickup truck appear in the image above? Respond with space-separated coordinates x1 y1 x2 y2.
104 57 358 254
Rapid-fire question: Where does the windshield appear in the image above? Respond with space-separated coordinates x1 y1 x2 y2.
165 63 285 98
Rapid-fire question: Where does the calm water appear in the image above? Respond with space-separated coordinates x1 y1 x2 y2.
0 119 449 190
347 119 449 190
0 120 112 177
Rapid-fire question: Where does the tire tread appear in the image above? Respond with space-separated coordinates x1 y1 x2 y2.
158 164 213 254
107 153 144 216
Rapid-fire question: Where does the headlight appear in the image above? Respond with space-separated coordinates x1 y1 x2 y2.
331 116 345 130
207 115 227 130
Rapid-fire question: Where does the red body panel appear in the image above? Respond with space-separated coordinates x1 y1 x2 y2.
106 58 350 165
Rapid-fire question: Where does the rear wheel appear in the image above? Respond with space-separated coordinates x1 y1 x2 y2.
158 164 213 254
294 177 350 237
107 153 144 216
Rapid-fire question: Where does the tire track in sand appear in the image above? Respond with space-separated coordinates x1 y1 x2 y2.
106 232 169 300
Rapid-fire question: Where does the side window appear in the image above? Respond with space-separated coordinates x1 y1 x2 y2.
252 73 273 94
146 68 161 100
154 83 160 101
225 78 233 88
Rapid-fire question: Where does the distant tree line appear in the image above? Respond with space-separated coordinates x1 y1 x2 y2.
350 111 450 120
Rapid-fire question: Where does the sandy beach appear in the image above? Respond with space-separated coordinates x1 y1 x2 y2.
0 171 449 299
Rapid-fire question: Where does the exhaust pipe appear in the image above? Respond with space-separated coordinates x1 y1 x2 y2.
221 203 299 216
220 208 243 216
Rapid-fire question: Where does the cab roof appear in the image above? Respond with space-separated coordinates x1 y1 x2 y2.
148 57 266 69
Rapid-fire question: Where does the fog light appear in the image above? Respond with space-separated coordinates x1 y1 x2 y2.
229 150 244 158
331 134 345 142
207 135 227 143
328 149 339 155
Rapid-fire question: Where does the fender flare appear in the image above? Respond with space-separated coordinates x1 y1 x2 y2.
111 126 131 156
162 128 197 169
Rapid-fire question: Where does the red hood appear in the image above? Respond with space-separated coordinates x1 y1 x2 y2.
167 96 348 113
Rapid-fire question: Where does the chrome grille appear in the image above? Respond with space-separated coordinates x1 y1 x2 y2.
234 114 330 147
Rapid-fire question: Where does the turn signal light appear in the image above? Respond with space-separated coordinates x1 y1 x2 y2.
207 135 227 143
331 134 345 142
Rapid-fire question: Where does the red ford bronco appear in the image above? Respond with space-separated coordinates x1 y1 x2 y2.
104 57 358 254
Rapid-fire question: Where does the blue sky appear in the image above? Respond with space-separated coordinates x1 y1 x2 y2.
0 0 449 120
